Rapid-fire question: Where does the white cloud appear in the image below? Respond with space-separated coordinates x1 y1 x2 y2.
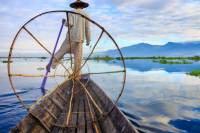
0 0 200 52
108 0 200 44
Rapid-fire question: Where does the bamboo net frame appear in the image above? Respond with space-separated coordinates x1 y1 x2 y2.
7 10 126 128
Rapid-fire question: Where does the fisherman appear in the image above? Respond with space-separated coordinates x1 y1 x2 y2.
50 0 91 80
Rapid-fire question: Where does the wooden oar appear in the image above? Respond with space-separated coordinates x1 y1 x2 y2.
40 19 66 95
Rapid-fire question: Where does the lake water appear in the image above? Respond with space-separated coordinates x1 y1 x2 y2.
0 58 200 133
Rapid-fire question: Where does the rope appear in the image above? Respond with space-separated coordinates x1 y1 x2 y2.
66 80 75 125
77 80 103 114
85 89 100 133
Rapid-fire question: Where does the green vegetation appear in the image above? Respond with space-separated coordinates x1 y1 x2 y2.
116 56 200 61
92 56 198 64
1 55 200 61
37 67 45 71
188 70 200 77
2 60 13 63
40 57 47 59
1 55 199 65
115 56 152 60
188 56 200 61
92 56 114 61
153 59 192 64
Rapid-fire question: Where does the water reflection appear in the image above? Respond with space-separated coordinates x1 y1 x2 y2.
113 59 200 72
119 69 200 132
0 58 200 132
169 119 200 133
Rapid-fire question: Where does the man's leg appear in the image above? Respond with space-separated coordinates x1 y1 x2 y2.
51 38 68 69
73 42 83 79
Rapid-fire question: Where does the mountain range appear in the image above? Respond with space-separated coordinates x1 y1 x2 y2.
103 41 200 57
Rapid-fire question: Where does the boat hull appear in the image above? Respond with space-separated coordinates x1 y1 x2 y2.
10 78 137 133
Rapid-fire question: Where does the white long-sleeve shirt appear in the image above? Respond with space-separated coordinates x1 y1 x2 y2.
66 9 91 43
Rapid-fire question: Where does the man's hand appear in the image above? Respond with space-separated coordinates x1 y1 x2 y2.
62 19 66 24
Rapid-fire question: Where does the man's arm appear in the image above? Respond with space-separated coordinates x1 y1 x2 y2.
64 13 74 27
85 14 91 46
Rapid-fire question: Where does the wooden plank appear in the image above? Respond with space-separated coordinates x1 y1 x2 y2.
10 79 139 133
63 86 80 133
84 81 117 133
9 80 71 132
49 97 64 111
84 95 94 133
51 110 70 132
87 79 138 133
51 112 67 132
10 114 47 133
51 86 72 133
86 94 102 133
29 112 51 132
21 85 68 132
77 90 86 133
43 93 64 130
29 104 53 131
56 91 67 103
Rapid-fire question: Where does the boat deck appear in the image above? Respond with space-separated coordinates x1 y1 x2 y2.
10 78 137 133
51 80 102 133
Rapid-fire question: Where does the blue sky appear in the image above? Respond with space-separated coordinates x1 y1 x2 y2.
0 0 200 52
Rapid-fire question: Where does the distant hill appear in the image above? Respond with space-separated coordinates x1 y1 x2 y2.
102 41 200 57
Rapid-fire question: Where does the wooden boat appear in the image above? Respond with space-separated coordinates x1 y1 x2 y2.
10 75 138 133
